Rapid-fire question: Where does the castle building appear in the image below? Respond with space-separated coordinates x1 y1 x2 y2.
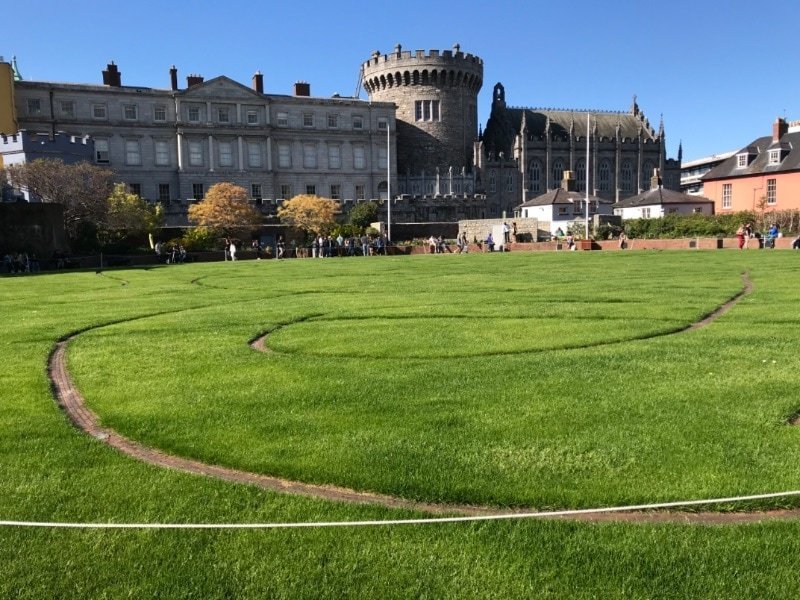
477 84 680 218
8 61 396 214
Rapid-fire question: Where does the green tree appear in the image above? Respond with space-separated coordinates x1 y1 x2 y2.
99 183 163 250
347 201 379 231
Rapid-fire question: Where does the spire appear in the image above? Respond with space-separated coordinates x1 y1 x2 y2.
658 113 664 138
678 140 683 163
478 123 483 141
520 110 527 133
630 94 639 117
11 55 22 81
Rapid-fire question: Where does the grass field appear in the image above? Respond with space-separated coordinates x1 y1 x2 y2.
2 250 800 598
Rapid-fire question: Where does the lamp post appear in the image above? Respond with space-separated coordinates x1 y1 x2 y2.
386 120 391 246
585 113 590 240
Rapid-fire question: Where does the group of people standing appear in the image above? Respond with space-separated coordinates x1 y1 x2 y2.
3 252 40 274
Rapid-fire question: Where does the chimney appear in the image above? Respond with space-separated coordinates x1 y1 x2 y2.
170 65 178 91
252 71 264 94
294 81 310 97
186 74 204 88
102 61 121 87
650 168 662 190
561 170 576 192
773 117 788 142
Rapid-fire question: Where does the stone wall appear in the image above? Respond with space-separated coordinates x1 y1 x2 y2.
458 217 539 244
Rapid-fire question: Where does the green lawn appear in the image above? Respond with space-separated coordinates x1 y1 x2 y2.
2 251 800 598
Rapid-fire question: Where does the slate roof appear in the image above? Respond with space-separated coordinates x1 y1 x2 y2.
703 132 800 180
613 187 714 209
518 188 608 208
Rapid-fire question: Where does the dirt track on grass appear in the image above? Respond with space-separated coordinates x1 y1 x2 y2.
49 272 800 523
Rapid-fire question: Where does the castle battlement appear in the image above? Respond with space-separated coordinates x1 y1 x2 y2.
1 130 91 148
363 44 483 71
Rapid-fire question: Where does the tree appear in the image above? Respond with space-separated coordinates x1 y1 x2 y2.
187 182 261 236
347 200 379 231
99 183 163 249
277 194 340 236
4 159 114 242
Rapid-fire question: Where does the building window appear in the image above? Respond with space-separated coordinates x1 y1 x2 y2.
218 142 234 167
123 104 138 120
94 139 110 164
378 117 388 130
303 113 314 128
251 183 262 200
736 154 748 168
128 183 142 196
328 145 341 169
552 159 564 186
247 110 258 125
575 159 586 192
414 100 440 122
158 184 170 202
768 150 781 165
642 207 651 218
352 115 363 129
192 183 204 200
187 106 200 122
306 184 316 196
558 206 568 215
248 142 261 168
303 144 317 168
277 143 291 168
125 139 141 165
276 112 288 127
766 178 777 205
621 161 633 193
506 173 513 192
327 114 338 128
692 207 703 214
599 161 610 191
92 104 107 119
154 140 170 166
188 140 203 167
279 184 292 199
154 105 167 122
27 99 42 115
60 100 75 117
722 183 732 209
355 184 365 200
330 184 341 200
218 108 230 123
378 147 387 169
353 146 366 169
489 172 496 193
529 159 541 193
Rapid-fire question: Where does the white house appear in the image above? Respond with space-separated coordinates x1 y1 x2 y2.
613 183 714 220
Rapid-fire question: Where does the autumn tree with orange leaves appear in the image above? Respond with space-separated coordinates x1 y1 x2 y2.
277 194 340 236
187 182 261 236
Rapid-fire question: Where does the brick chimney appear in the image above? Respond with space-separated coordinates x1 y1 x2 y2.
561 170 576 192
170 65 178 91
773 117 788 142
294 81 310 97
252 71 263 94
102 62 121 87
186 74 204 88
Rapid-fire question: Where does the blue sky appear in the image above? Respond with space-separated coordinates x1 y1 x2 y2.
5 0 799 162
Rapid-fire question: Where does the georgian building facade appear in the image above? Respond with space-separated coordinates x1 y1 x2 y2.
11 63 396 210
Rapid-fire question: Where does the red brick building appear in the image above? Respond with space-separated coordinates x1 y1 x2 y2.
702 118 800 213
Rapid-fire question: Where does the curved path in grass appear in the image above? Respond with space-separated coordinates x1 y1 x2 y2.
48 272 800 522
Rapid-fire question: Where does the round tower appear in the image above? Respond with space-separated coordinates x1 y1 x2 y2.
362 44 483 175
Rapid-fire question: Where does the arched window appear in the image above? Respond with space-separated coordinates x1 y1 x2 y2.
621 161 633 193
552 159 564 188
599 160 610 192
642 161 655 190
528 159 541 193
576 159 586 192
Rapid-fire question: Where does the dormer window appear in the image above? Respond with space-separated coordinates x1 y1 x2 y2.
736 153 748 168
768 149 781 165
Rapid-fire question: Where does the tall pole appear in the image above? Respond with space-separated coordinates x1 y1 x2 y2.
386 121 391 246
585 113 590 240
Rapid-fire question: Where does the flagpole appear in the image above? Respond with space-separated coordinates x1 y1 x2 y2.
386 120 391 247
585 113 590 240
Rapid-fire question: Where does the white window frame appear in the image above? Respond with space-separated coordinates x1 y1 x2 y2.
353 146 366 169
302 112 314 128
154 105 167 122
330 184 341 200
378 146 387 169
247 142 262 168
276 111 289 127
123 104 138 120
125 139 142 166
766 178 777 205
154 140 171 166
722 183 732 209
355 184 365 200
94 138 110 164
251 183 262 200
328 145 341 169
352 115 363 129
279 184 292 200
187 106 201 123
246 110 259 125
768 150 781 165
277 143 291 168
188 140 203 167
218 141 234 167
218 107 230 123
327 113 338 128
92 103 107 119
303 144 317 168
736 154 748 168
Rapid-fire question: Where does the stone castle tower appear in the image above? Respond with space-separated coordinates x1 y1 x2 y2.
362 44 483 175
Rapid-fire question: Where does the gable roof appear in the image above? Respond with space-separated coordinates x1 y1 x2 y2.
518 187 607 208
703 131 800 180
613 187 714 209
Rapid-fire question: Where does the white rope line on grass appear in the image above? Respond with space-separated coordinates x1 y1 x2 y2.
3 490 800 529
